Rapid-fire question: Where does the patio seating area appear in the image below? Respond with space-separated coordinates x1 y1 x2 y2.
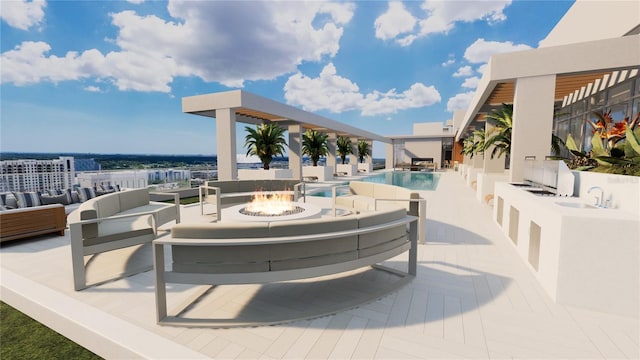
0 172 637 359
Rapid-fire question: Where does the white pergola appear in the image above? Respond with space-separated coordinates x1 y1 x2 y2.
183 90 390 181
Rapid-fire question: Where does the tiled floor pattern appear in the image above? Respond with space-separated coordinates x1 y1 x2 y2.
1 171 638 359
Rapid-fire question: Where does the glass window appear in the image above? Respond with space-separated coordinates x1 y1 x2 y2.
591 91 607 108
609 82 631 105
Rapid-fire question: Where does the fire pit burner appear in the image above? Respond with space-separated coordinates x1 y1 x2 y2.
240 205 305 217
222 202 323 222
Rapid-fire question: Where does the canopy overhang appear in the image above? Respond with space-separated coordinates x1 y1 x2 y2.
456 34 640 141
183 90 390 143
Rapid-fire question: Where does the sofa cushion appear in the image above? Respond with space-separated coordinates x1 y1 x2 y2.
118 188 149 211
96 192 121 218
270 250 358 271
172 222 269 239
350 181 375 197
357 208 408 249
83 215 154 246
268 216 357 237
47 189 73 204
40 193 71 206
77 187 96 202
13 191 41 208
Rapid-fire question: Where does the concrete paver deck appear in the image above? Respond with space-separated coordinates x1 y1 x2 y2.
1 171 637 359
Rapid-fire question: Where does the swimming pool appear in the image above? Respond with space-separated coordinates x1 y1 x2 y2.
360 171 440 191
309 171 440 197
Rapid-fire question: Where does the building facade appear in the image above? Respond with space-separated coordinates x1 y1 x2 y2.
0 156 75 192
386 120 458 169
77 171 148 190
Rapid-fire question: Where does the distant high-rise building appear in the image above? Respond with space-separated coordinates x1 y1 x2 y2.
0 156 75 192
74 158 102 172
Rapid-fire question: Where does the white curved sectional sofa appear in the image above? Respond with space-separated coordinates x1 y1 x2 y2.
153 207 418 326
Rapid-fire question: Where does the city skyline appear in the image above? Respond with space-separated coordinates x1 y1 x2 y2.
1 0 573 157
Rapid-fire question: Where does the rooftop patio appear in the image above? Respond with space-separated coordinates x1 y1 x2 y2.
1 171 637 359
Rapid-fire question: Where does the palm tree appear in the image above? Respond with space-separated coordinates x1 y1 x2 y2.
301 129 329 166
357 140 371 163
461 129 486 159
484 103 566 158
244 123 287 170
336 136 353 164
484 103 512 159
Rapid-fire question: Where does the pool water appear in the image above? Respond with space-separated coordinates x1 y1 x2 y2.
309 171 440 197
360 171 440 191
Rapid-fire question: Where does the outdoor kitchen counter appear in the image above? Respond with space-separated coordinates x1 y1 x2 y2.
493 181 638 318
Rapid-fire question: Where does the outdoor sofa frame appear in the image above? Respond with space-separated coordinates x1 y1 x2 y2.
69 188 180 290
153 208 418 327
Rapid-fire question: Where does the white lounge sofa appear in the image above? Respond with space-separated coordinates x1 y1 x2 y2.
68 188 180 290
333 181 427 242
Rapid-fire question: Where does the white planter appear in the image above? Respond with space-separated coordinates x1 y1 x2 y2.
357 163 373 173
302 166 333 182
336 164 357 176
238 168 293 180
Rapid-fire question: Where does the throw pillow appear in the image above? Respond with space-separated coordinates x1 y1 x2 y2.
70 191 81 203
13 191 42 208
95 189 113 196
77 187 96 202
47 189 73 204
40 193 71 205
0 193 18 209
105 185 120 192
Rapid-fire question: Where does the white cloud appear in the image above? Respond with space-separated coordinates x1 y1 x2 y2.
0 41 107 85
126 0 144 3
376 0 511 46
453 65 472 77
1 1 355 92
0 0 46 30
441 58 455 67
464 38 532 63
447 91 474 112
84 86 101 92
284 63 440 116
461 76 480 89
374 2 416 41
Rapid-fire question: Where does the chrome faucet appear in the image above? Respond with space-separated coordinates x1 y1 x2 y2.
587 186 604 207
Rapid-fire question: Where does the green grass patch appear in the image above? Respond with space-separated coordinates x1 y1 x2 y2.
179 196 201 205
1 301 102 360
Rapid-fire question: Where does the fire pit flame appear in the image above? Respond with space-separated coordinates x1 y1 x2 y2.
242 192 298 216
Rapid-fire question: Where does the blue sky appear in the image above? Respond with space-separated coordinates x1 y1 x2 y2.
1 0 573 158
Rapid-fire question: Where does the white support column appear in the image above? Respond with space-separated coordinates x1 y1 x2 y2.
288 124 302 180
510 75 556 182
385 142 394 170
216 108 237 181
366 140 373 164
327 132 337 169
349 138 358 165
484 120 506 173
